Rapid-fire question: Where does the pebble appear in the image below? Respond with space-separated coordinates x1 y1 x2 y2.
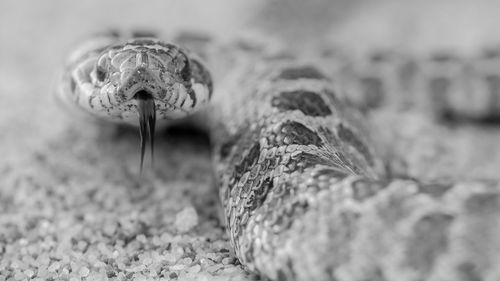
206 264 223 273
189 264 201 273
47 261 60 272
10 261 20 269
77 240 88 251
222 257 235 265
132 274 147 281
24 269 35 278
163 253 176 263
13 271 26 280
79 266 90 277
142 257 153 265
103 223 117 236
180 257 192 265
205 253 222 263
136 234 147 243
170 264 186 271
174 206 199 233
160 233 173 243
61 267 70 275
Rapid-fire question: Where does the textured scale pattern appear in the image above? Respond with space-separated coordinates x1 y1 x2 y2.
58 33 212 125
58 31 500 281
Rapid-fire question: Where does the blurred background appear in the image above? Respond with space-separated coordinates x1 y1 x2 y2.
2 0 500 157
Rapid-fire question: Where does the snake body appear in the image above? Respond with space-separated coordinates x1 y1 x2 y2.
58 31 500 281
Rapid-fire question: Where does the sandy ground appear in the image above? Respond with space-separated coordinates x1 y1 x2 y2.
2 0 500 280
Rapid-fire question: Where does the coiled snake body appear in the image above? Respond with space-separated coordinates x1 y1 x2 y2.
58 31 500 281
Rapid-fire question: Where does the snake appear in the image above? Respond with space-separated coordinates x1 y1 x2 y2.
57 30 500 281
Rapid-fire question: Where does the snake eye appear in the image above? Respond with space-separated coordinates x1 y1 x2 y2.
95 66 107 82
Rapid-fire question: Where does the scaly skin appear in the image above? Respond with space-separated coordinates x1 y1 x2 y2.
58 31 500 281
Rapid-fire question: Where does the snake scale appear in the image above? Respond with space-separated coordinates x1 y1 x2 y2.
57 30 500 281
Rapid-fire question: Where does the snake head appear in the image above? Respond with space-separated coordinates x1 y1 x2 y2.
100 38 212 171
62 35 213 172
89 38 212 123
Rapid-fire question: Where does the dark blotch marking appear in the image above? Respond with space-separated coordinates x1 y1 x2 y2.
481 47 500 60
360 77 384 109
219 123 259 190
464 192 499 215
275 121 323 147
253 176 272 203
457 263 482 281
234 142 261 180
270 200 309 233
428 77 450 110
430 52 459 62
229 124 322 213
272 90 332 117
406 213 454 277
285 152 334 175
246 143 262 168
275 66 328 81
337 124 374 166
369 51 394 63
245 175 273 212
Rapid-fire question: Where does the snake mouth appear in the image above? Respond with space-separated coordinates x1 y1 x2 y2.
135 90 156 173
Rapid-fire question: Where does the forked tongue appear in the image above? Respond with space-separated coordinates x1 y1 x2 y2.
135 91 156 173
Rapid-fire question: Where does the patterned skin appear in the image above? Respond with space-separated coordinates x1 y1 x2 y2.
59 33 212 123
320 48 500 121
58 31 500 281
